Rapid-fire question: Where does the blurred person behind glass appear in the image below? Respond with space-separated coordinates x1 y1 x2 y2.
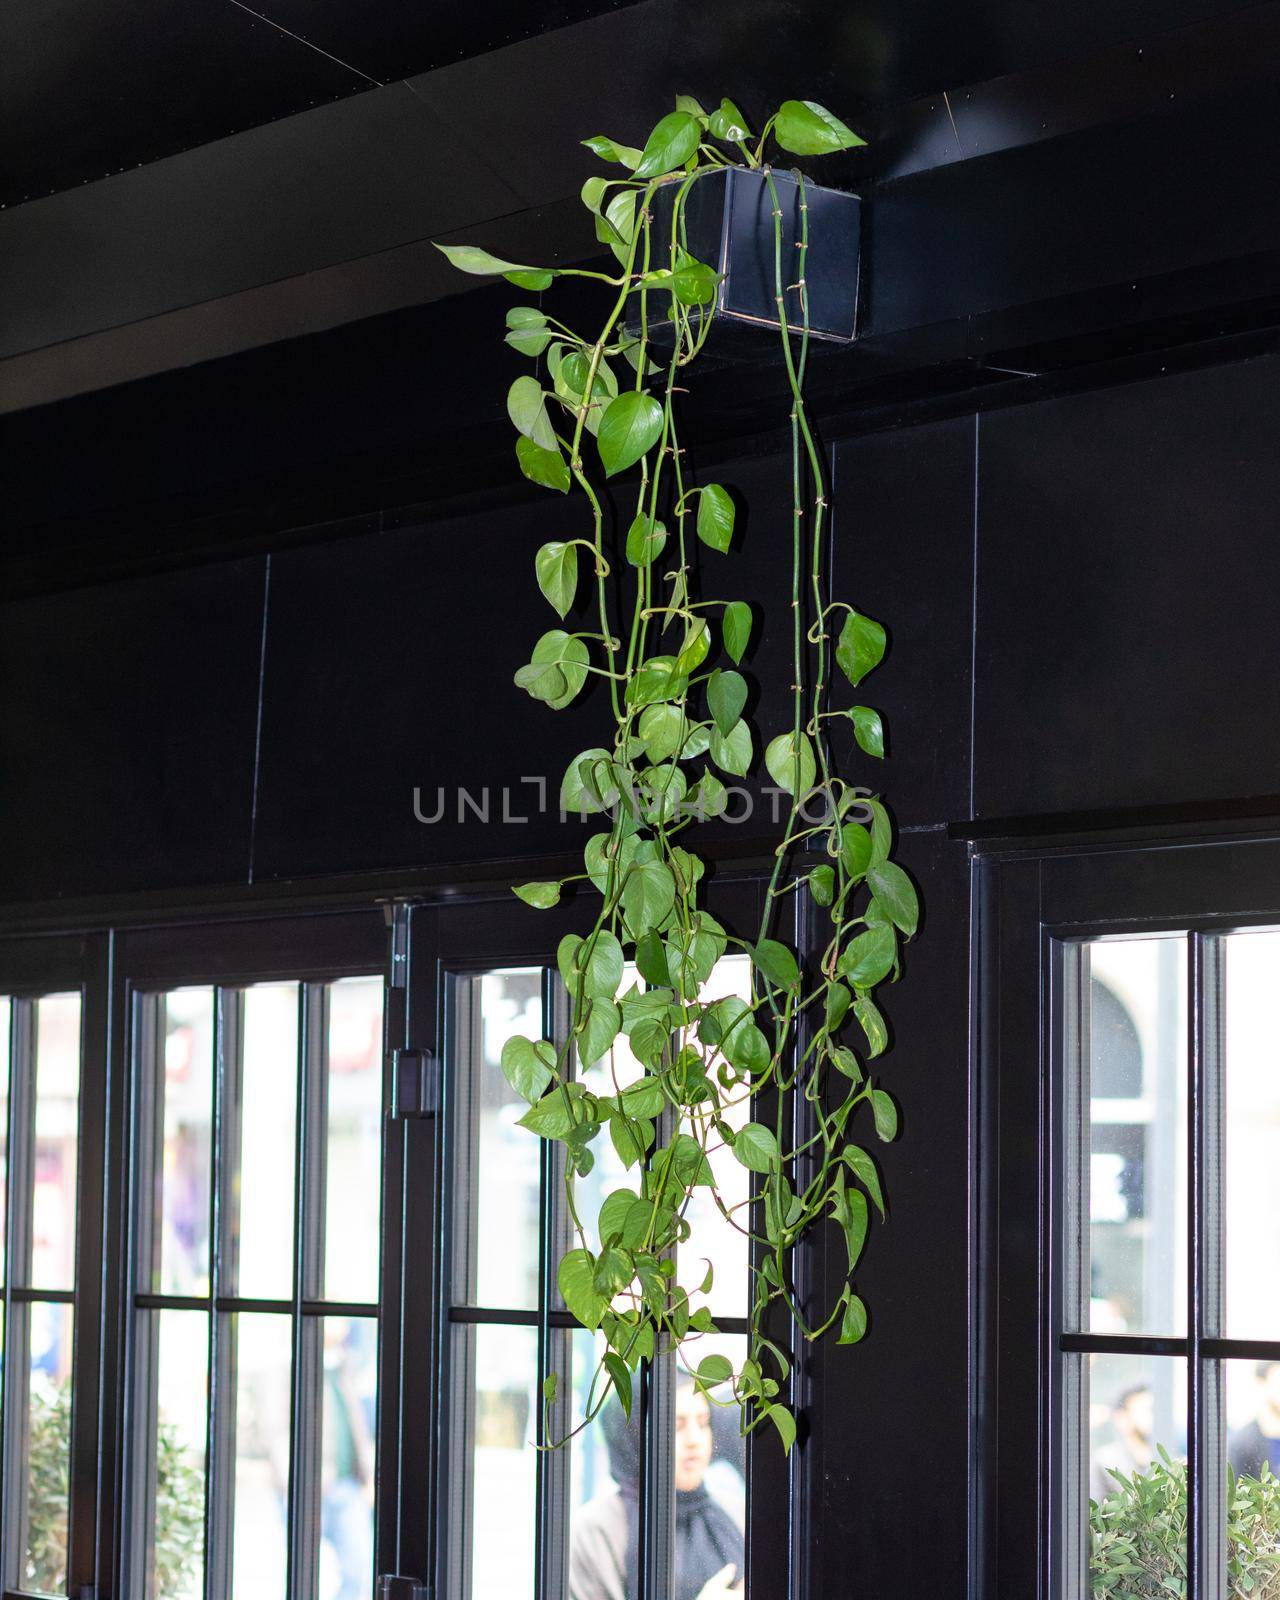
1090 1384 1155 1502
1229 1362 1280 1481
570 1378 743 1600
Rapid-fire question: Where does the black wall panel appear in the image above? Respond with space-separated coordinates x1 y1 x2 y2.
834 416 976 830
251 451 803 880
812 829 971 1600
0 556 264 900
973 351 1280 820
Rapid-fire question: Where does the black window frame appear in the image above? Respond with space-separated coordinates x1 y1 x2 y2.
976 835 1280 1600
407 875 810 1600
109 909 390 1600
0 932 107 1600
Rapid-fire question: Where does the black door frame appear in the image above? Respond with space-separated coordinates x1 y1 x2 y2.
973 833 1280 1600
407 869 816 1600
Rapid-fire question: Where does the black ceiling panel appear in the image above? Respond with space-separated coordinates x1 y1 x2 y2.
1 0 372 206
4 0 1265 212
244 0 644 87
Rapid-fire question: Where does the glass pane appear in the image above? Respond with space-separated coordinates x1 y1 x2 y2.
1079 937 1187 1336
451 968 543 1309
681 955 754 1321
1223 1357 1280 1597
567 1331 747 1599
234 984 298 1299
1223 930 1280 1337
1084 1354 1187 1598
320 1316 377 1600
578 961 644 1267
31 993 80 1292
450 1322 538 1600
678 1332 748 1538
569 1326 640 1600
230 1314 292 1598
159 989 214 1296
323 977 384 1305
0 994 9 1285
20 1301 75 1595
146 1308 208 1600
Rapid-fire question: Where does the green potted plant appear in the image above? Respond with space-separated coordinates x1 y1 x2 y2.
438 94 916 1454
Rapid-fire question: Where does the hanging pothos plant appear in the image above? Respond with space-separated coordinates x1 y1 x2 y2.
439 94 918 1455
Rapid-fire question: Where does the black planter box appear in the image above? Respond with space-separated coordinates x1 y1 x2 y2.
626 165 861 356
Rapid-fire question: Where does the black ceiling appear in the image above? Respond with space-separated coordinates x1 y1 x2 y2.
0 0 640 207
2 0 1261 210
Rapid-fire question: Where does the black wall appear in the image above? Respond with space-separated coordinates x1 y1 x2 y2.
6 336 1280 1593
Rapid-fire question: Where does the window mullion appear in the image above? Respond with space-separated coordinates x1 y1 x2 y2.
1190 933 1226 1600
0 999 34 1589
288 981 328 1600
536 968 571 1600
206 987 243 1600
1057 940 1091 1600
123 990 163 1600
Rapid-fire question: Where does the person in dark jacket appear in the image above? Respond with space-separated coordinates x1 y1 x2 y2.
570 1377 744 1600
1228 1361 1280 1480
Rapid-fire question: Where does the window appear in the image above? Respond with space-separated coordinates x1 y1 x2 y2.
123 973 384 1598
0 989 83 1597
1058 928 1280 1599
979 842 1280 1600
441 948 753 1600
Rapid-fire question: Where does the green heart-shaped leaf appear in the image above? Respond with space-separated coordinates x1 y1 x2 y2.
868 860 919 937
598 391 664 477
707 668 747 736
535 541 578 618
723 601 752 664
838 924 897 990
732 1121 780 1173
634 110 702 178
500 1035 556 1102
697 484 735 552
773 100 866 156
764 730 817 796
516 435 570 493
835 609 886 686
558 1248 608 1329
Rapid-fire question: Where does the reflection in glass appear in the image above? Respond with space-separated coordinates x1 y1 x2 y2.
146 1309 208 1600
1086 1355 1187 1598
1218 1359 1280 1599
1 994 9 1283
230 1315 292 1599
568 1329 746 1600
320 1316 378 1600
681 956 754 1321
324 977 384 1305
1223 931 1280 1338
1081 939 1187 1336
31 993 81 1292
454 1322 539 1599
452 969 542 1309
578 961 643 1269
233 985 296 1299
19 1300 75 1595
235 984 297 1300
159 989 214 1296
569 1328 639 1600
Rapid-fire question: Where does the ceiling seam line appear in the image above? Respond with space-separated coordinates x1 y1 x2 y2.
226 0 385 87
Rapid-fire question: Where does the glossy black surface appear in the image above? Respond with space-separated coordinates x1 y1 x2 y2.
251 450 803 881
3 0 1265 209
833 416 977 830
973 352 1280 821
0 557 265 899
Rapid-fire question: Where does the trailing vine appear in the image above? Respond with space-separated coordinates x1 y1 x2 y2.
439 95 919 1455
